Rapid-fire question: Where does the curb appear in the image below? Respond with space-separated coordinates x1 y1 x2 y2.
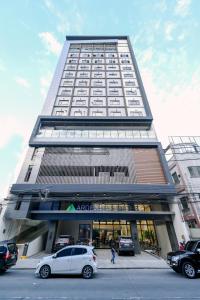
13 267 170 270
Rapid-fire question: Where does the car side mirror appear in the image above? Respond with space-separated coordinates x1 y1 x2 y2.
52 254 57 259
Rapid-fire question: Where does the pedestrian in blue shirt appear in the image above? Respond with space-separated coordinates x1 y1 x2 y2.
111 246 116 264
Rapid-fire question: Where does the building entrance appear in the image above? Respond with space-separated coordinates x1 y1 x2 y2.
92 220 131 248
92 220 158 249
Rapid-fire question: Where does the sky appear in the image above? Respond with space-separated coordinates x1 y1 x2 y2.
0 0 200 198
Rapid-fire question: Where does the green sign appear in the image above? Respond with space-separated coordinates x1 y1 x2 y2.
66 203 76 212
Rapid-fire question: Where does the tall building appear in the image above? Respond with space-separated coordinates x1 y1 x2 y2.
1 36 177 257
166 136 200 243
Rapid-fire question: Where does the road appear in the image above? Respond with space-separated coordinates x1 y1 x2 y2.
0 269 200 300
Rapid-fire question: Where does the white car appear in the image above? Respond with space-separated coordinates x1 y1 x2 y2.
35 245 97 279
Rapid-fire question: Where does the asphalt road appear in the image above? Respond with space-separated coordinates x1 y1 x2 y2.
0 269 200 300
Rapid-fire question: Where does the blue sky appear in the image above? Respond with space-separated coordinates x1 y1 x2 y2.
0 0 200 197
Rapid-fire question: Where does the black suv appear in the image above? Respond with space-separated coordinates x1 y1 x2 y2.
0 242 18 273
167 240 200 279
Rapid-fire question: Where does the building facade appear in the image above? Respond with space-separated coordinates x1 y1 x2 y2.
1 36 177 257
166 136 200 243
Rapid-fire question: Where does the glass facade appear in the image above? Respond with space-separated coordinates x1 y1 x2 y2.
36 127 156 140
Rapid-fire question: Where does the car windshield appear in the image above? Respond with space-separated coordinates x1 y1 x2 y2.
120 237 132 242
7 244 17 253
185 241 197 251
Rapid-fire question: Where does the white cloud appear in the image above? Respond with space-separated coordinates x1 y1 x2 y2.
141 48 153 64
164 22 176 40
0 60 6 71
175 0 191 17
38 32 62 55
141 67 200 147
43 0 71 34
178 32 186 40
15 76 30 88
40 73 52 97
155 0 167 12
0 115 32 149
43 0 84 34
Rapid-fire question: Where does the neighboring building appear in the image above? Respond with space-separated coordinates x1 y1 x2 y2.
0 36 177 257
166 136 200 243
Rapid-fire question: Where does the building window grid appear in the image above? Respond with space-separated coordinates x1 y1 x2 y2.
53 42 145 117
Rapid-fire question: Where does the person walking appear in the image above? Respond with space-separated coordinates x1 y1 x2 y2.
179 242 184 251
111 246 116 264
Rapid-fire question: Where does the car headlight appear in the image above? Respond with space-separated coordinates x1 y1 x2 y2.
171 255 179 262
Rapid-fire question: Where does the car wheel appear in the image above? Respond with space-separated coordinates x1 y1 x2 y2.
82 265 93 279
39 265 51 279
182 262 197 279
132 251 135 256
0 269 7 274
118 251 121 256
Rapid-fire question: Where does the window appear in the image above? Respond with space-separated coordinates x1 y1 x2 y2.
31 148 38 160
24 165 33 182
188 166 200 178
55 110 64 116
57 248 72 257
130 110 143 117
128 100 140 106
74 110 83 116
110 111 122 116
180 197 189 210
71 247 87 256
59 100 69 106
15 201 22 210
93 100 103 105
172 172 180 184
92 110 103 116
110 99 120 105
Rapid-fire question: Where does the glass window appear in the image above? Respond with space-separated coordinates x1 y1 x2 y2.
71 247 87 256
24 165 33 182
57 248 72 257
172 172 180 184
63 71 76 78
188 166 200 178
180 197 189 210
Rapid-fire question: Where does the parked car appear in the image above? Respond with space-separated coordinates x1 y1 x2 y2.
167 240 200 279
117 236 135 256
76 238 89 245
35 245 97 279
0 242 18 273
54 235 74 252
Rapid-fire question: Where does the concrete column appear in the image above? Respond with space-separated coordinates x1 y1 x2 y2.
166 220 179 251
130 221 141 254
45 221 57 253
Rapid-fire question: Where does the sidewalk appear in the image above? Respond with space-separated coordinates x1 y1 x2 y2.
13 250 169 270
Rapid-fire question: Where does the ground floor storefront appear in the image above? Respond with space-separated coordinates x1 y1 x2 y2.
56 219 158 250
41 202 177 257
